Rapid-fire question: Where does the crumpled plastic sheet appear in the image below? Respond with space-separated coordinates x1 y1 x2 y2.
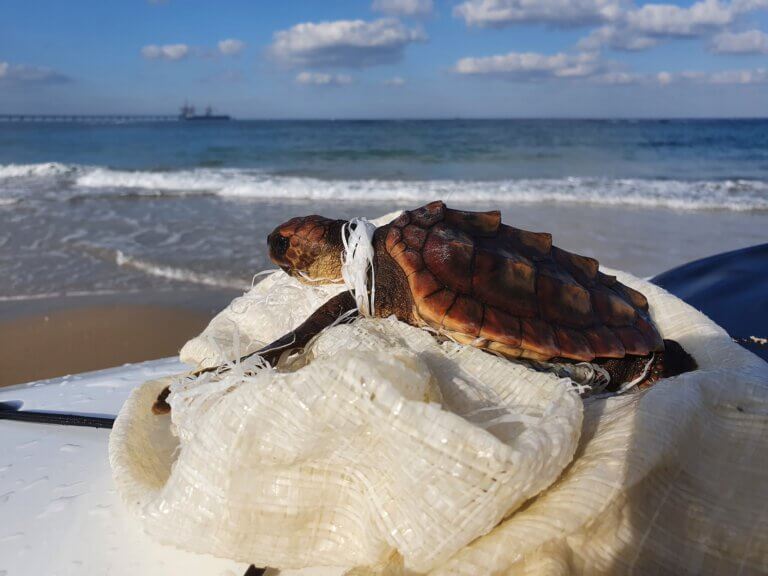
112 227 768 575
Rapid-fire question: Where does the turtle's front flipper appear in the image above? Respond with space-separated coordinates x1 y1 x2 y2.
152 291 357 415
214 290 357 372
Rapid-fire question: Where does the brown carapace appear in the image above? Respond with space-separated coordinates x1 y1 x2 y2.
152 200 695 415
385 201 663 364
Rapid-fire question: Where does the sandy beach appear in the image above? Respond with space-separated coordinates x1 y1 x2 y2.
0 289 237 387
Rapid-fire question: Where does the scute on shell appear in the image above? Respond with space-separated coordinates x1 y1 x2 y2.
386 201 664 362
443 207 501 236
584 326 626 359
480 306 522 347
443 294 484 337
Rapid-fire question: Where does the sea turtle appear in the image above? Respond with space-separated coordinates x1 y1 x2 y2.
153 201 695 413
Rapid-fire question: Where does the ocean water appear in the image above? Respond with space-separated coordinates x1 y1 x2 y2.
1 119 767 299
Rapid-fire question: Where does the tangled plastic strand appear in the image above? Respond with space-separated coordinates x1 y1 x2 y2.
341 218 377 317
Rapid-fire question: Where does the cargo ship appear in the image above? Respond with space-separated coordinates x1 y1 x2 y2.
179 103 231 121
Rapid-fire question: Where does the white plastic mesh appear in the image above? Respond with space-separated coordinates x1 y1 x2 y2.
111 317 582 572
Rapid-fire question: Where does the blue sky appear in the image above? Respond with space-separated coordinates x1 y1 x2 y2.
2 0 768 117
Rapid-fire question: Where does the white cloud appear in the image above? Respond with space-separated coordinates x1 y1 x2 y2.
270 18 426 68
578 25 659 51
140 40 245 60
586 68 767 85
577 0 768 52
453 0 622 28
453 46 768 87
0 62 71 84
453 37 768 88
455 51 601 79
295 71 353 85
218 38 246 56
372 0 433 16
624 0 733 37
141 44 190 61
657 71 674 85
592 71 645 84
707 67 768 83
384 76 406 85
732 0 768 11
656 67 768 84
455 0 768 57
712 29 768 53
594 69 733 84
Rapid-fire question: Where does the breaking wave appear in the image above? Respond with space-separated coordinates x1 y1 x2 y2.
114 250 250 290
0 162 75 179
1 163 767 212
77 167 245 192
215 176 768 212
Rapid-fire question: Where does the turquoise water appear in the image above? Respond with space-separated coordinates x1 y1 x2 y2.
1 119 767 298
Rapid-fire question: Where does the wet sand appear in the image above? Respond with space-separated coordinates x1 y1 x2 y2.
0 289 238 387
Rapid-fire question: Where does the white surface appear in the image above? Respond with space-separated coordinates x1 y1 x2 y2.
0 358 250 576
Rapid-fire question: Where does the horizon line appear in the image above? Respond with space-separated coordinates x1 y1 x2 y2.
2 114 768 122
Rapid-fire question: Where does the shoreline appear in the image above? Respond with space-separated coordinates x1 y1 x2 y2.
0 289 238 388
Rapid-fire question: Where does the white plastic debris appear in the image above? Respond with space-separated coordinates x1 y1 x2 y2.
111 317 582 573
341 217 377 317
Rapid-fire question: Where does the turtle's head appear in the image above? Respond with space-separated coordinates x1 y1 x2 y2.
268 215 347 284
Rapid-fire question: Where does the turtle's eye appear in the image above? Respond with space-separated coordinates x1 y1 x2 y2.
268 233 291 260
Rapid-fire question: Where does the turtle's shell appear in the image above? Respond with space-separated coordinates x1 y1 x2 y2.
384 201 663 362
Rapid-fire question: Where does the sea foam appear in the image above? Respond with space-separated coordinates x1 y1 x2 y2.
0 162 75 179
1 163 767 212
114 250 250 290
76 166 768 211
